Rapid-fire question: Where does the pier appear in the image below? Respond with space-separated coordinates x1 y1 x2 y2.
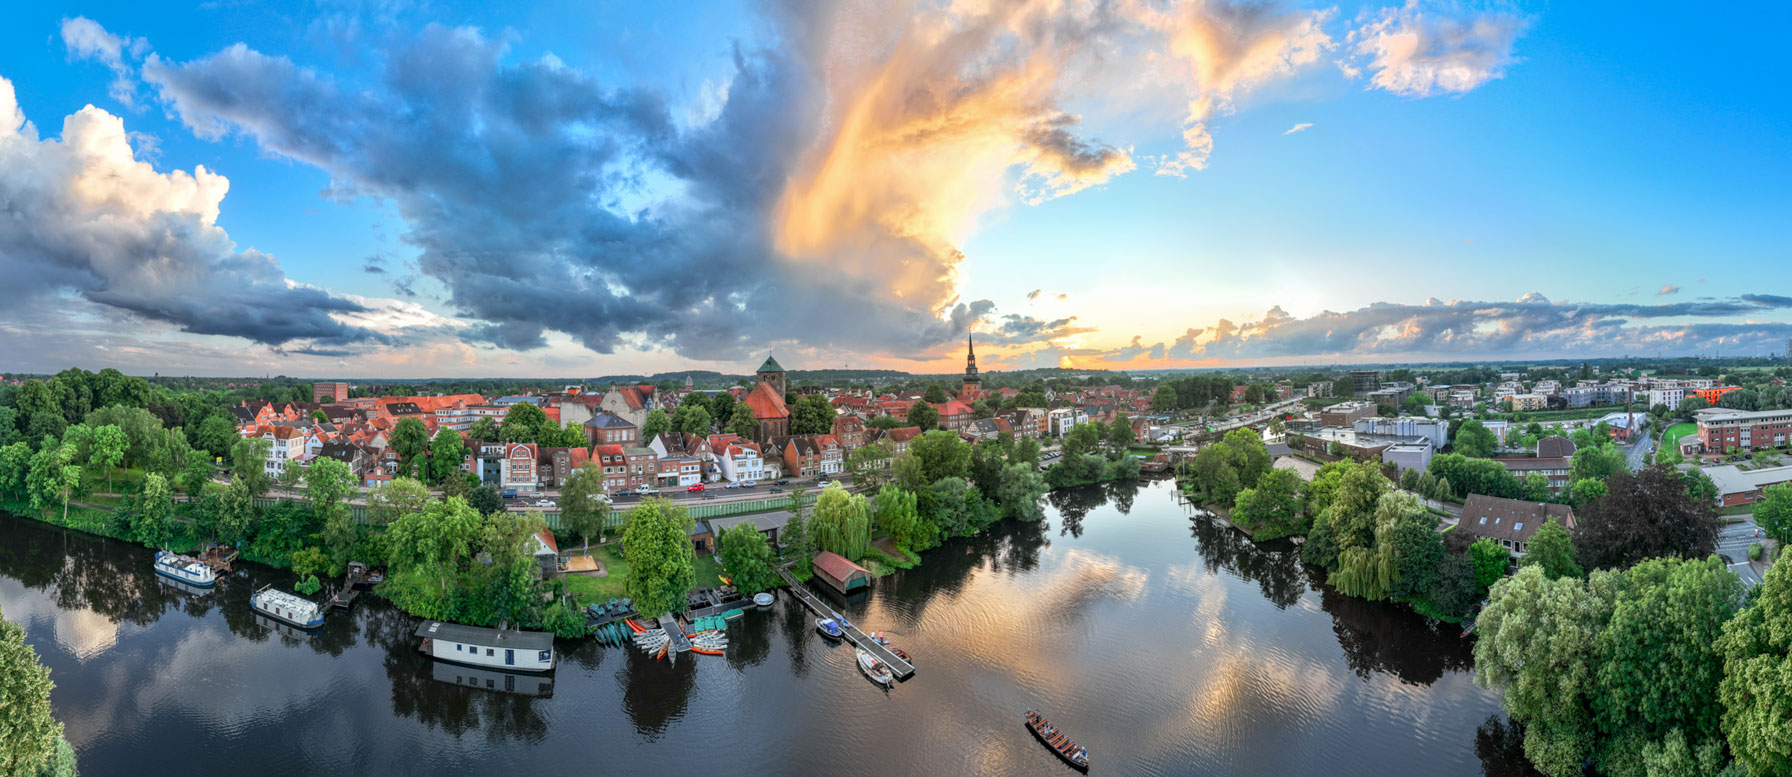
777 567 914 679
657 614 692 653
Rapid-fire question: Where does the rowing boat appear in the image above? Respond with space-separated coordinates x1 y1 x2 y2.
1024 709 1089 771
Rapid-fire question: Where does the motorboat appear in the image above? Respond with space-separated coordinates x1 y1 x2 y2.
857 647 894 687
1025 709 1089 771
153 550 217 587
816 618 844 640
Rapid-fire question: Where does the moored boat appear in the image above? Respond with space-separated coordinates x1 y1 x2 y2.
1025 709 1090 771
153 550 217 587
250 585 326 629
816 618 844 640
856 647 894 687
415 621 556 673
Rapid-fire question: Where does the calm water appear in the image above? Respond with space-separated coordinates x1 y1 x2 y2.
1 480 1525 776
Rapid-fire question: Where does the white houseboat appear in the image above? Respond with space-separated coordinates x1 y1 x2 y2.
153 550 217 587
250 586 326 630
414 621 555 673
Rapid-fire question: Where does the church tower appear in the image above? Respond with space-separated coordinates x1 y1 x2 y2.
961 334 981 400
756 353 787 398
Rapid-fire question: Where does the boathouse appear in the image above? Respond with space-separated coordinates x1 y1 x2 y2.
414 621 556 673
810 551 872 595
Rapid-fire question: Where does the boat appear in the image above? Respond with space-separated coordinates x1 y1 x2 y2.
753 592 774 608
816 618 844 640
153 550 217 587
249 585 326 630
415 621 556 673
1024 710 1090 771
871 631 912 665
857 647 894 687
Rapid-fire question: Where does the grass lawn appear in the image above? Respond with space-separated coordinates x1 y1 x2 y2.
557 544 727 608
1661 422 1697 451
1490 407 1626 423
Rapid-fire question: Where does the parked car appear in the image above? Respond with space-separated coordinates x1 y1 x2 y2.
816 480 832 487
742 480 757 488
725 482 740 489
702 493 716 500
769 487 784 494
775 479 790 486
687 484 705 492
636 486 659 496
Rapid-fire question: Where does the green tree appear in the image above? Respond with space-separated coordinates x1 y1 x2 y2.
466 416 501 443
466 484 504 516
0 442 31 500
195 414 236 458
709 391 736 427
133 472 177 549
389 416 430 473
788 395 833 435
782 484 813 569
1719 559 1792 776
872 485 928 550
716 522 779 595
499 402 549 443
923 384 948 403
620 498 696 616
1107 412 1135 450
845 441 893 489
906 401 939 430
321 505 358 576
1568 477 1609 506
1521 518 1583 580
641 409 672 442
1470 538 1511 591
88 423 127 493
366 477 431 526
1012 437 1041 467
1521 471 1552 503
1231 467 1303 539
179 448 215 498
1454 419 1498 458
1754 482 1792 549
387 496 485 593
304 457 356 517
672 402 715 437
0 604 66 777
810 486 873 560
906 430 971 484
996 463 1047 522
1571 443 1628 484
558 463 609 554
1062 422 1100 458
727 404 758 440
429 428 468 484
1387 511 1445 600
230 437 272 497
1474 565 1613 777
1151 386 1178 412
26 441 80 524
930 477 972 537
213 476 256 545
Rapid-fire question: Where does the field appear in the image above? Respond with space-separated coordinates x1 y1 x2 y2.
1660 422 1697 451
1491 407 1627 422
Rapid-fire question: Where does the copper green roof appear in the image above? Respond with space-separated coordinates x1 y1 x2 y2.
757 354 784 373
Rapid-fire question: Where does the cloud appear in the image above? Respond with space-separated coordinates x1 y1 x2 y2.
0 76 382 349
1026 289 1042 301
1284 122 1313 134
1170 294 1792 361
1658 284 1679 295
61 17 147 106
1349 1 1527 97
1150 0 1335 174
990 313 1094 344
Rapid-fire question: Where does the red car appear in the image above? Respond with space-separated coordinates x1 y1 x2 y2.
687 484 705 492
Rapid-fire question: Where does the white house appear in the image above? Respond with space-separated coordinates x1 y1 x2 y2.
261 426 308 478
718 442 766 482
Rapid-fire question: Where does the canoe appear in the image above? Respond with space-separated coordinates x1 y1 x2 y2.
857 648 894 687
692 647 724 656
1024 710 1089 771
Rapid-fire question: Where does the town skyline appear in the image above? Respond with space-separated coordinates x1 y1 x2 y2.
2 1 1788 378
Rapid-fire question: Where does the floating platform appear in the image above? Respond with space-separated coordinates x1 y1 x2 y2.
777 567 913 679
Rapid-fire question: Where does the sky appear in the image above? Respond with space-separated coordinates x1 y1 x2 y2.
1 0 1788 379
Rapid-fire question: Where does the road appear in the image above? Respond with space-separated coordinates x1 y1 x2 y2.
1625 427 1653 472
1715 516 1767 588
1167 397 1305 435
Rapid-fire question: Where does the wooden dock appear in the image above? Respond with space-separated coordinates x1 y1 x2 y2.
328 587 360 610
657 614 692 653
777 568 914 679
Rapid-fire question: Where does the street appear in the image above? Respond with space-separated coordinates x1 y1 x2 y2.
1625 427 1653 472
1715 516 1767 589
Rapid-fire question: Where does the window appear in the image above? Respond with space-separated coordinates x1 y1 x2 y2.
456 644 463 651
1514 522 1523 532
487 648 494 656
1478 517 1487 525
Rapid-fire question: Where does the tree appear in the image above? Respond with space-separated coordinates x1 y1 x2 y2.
26 441 80 524
672 402 715 436
1151 386 1177 412
1576 466 1718 572
1753 482 1792 548
930 477 972 537
0 604 65 777
709 391 736 427
1570 444 1628 484
1568 477 1609 506
727 405 759 440
179 448 215 498
304 457 356 516
559 463 609 554
1455 420 1498 458
1521 471 1552 503
906 430 971 484
717 522 779 595
212 476 256 545
389 417 430 472
500 402 549 443
88 423 127 493
230 437 272 497
1387 512 1446 600
133 473 177 550
787 395 832 435
429 428 468 485
1231 468 1303 539
997 463 1047 522
1719 560 1792 776
1470 538 1511 591
906 401 939 430
810 486 873 560
466 416 501 443
641 409 672 442
1012 437 1041 467
0 442 29 500
387 496 486 593
1107 413 1135 450
466 484 504 516
845 441 893 489
923 384 948 403
782 484 813 569
1398 466 1421 492
1521 518 1582 580
618 498 698 616
872 485 928 550
1062 422 1100 458
194 414 236 458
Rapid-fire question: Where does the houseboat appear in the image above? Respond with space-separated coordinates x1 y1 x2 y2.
414 621 556 673
249 586 326 630
153 550 217 587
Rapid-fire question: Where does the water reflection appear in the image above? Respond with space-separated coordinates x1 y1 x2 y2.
1317 586 1474 686
621 646 696 737
378 604 553 743
1185 510 1314 609
1475 716 1545 777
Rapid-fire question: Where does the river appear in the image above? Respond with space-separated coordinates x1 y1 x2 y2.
0 480 1532 776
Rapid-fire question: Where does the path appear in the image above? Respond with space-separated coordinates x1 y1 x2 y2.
1716 516 1770 589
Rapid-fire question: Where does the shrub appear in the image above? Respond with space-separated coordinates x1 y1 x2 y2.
1749 542 1763 561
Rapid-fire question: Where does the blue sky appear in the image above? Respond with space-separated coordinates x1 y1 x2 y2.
1 1 1787 378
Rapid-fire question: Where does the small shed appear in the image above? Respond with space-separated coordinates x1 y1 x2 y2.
811 551 872 595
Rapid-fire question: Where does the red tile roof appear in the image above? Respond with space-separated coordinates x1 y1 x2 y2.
745 381 789 420
811 551 870 583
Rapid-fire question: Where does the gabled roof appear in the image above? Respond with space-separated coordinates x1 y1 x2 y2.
884 426 924 443
584 412 636 429
811 551 870 583
1537 436 1577 459
757 354 784 373
1461 494 1575 545
745 381 789 419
